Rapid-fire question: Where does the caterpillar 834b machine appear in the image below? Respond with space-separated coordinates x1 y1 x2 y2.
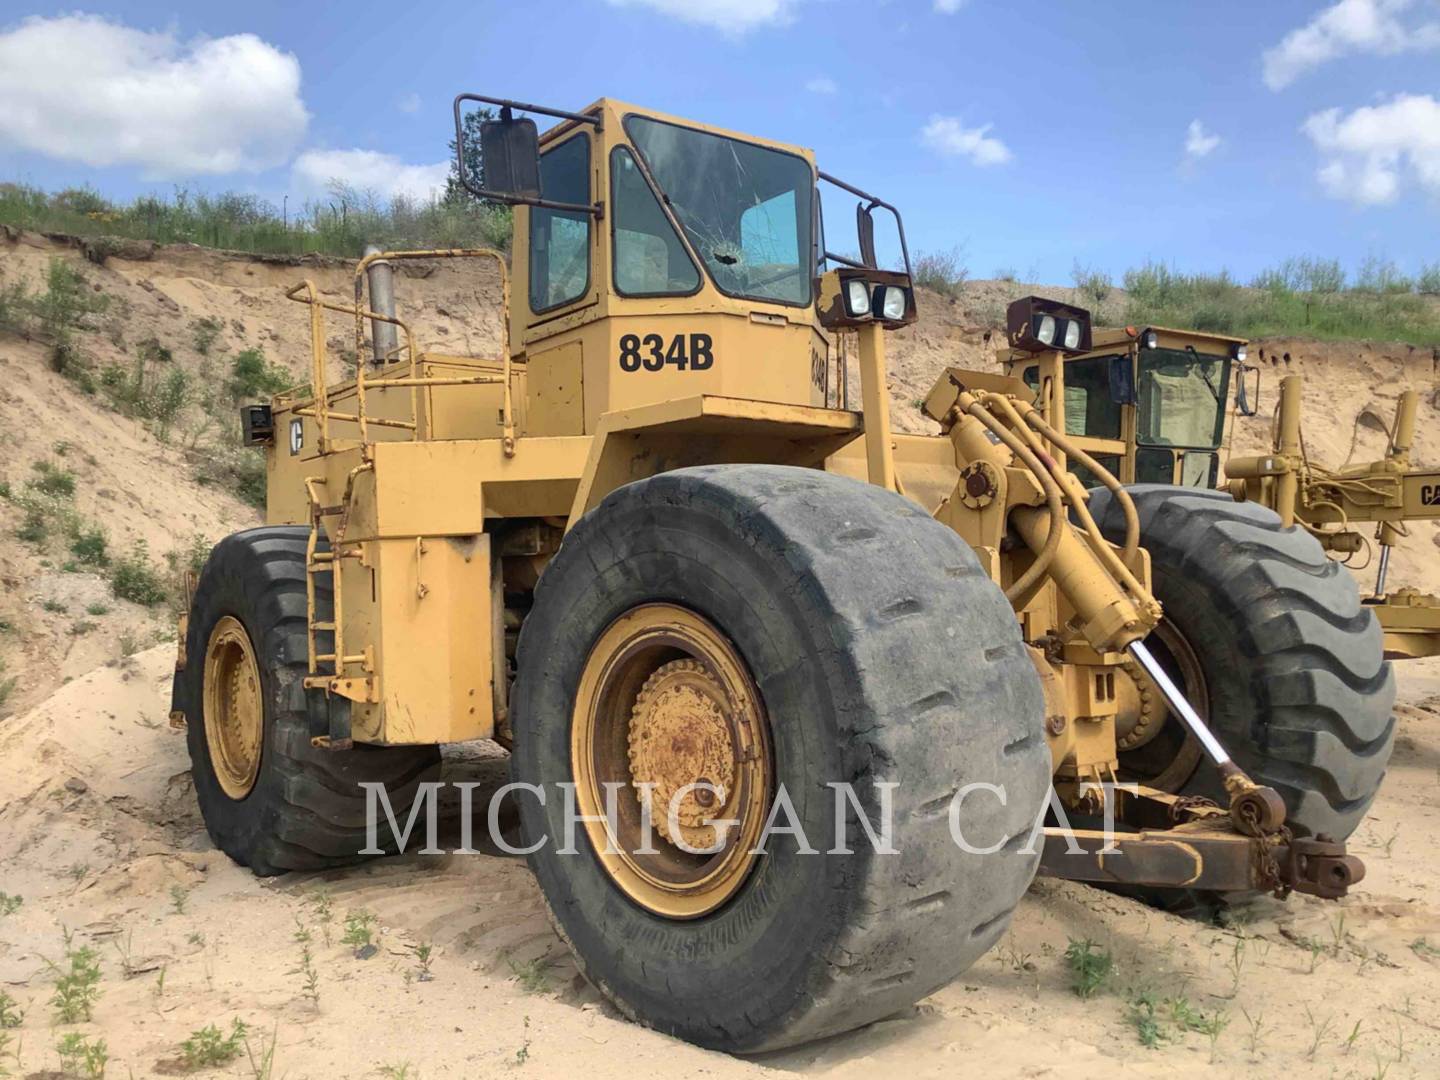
171 93 1393 1052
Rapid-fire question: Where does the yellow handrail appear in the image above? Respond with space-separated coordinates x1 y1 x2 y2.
284 247 515 454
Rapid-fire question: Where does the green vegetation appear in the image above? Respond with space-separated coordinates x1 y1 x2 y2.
0 990 22 1028
0 894 20 918
0 181 511 259
49 930 102 1023
0 259 111 375
228 348 292 400
55 1032 107 1079
1064 938 1113 999
190 316 222 356
30 460 76 497
912 245 969 298
1123 257 1440 345
179 1018 248 1070
110 541 166 606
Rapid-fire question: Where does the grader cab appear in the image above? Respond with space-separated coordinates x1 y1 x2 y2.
173 94 1391 1053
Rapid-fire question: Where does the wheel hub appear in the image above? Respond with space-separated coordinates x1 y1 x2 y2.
202 615 263 799
628 659 740 850
571 604 772 919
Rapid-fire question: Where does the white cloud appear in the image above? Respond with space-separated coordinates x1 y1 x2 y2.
293 150 450 202
0 13 307 175
1301 93 1440 204
396 92 421 114
805 76 837 95
1184 119 1221 160
1262 0 1440 90
934 0 967 12
920 115 1011 166
603 0 802 33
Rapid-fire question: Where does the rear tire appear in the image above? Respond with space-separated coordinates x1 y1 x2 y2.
1089 485 1395 841
512 465 1051 1051
175 527 441 876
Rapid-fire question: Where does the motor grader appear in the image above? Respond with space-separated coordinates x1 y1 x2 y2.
171 93 1388 1053
1000 316 1438 663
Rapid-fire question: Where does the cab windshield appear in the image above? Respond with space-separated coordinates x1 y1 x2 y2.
1137 348 1231 449
624 115 814 306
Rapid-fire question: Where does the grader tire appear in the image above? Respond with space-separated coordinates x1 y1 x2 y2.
511 465 1051 1052
175 527 440 875
1089 486 1395 843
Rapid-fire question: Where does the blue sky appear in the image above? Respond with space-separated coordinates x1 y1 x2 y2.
1 1 1438 285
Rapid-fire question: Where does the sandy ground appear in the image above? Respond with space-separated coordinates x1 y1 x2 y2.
2 232 1439 1077
0 650 1436 1079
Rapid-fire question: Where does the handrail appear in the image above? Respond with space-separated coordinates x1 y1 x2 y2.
283 248 516 455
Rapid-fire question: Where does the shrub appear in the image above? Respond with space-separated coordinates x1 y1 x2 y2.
912 245 969 298
110 542 166 606
29 460 75 498
191 316 223 355
1072 260 1113 315
70 525 109 568
228 348 292 401
1418 262 1440 296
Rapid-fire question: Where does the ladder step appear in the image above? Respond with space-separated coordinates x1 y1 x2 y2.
312 621 336 631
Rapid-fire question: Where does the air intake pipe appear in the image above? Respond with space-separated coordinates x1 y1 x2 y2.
362 244 398 364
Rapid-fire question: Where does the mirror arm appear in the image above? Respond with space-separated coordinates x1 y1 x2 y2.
818 171 914 280
452 93 605 218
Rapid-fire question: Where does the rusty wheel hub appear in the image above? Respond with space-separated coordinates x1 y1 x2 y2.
202 615 263 799
628 659 739 852
571 604 772 919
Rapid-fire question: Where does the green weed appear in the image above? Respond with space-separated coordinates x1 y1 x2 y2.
55 1031 107 1078
1064 938 1113 999
48 930 102 1023
180 1019 248 1069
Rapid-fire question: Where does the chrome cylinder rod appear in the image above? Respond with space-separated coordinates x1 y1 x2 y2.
1374 545 1391 597
1127 639 1231 768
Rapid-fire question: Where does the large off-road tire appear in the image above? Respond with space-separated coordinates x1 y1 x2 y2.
511 465 1051 1052
1089 485 1395 842
174 527 440 875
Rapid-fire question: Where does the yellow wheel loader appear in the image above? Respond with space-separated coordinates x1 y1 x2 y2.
171 94 1385 1052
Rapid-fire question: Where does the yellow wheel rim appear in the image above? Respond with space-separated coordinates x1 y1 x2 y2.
203 615 264 800
571 604 772 919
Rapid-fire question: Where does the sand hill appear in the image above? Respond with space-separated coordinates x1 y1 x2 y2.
0 231 1437 1078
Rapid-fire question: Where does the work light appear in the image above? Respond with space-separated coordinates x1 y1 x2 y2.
1005 296 1092 354
1142 329 1159 349
845 279 872 318
1233 343 1248 362
875 284 910 322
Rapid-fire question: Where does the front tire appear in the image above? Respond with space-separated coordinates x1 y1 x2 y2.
175 527 441 875
1090 485 1395 841
511 465 1051 1052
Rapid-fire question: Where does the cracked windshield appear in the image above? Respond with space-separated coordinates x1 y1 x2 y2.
625 115 814 305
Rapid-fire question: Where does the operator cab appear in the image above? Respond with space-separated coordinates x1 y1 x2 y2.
1000 297 1252 490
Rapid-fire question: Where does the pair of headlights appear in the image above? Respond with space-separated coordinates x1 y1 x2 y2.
843 279 912 322
1033 313 1084 352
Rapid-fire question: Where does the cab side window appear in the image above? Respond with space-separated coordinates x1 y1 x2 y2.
530 135 591 313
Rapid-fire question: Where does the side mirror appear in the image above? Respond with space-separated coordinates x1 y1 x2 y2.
856 204 877 269
1108 355 1137 405
1236 362 1261 417
479 115 541 199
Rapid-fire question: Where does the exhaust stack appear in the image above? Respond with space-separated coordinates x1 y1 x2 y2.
362 244 399 364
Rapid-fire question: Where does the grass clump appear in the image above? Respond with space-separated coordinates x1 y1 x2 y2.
0 894 19 917
0 991 22 1028
227 348 291 401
